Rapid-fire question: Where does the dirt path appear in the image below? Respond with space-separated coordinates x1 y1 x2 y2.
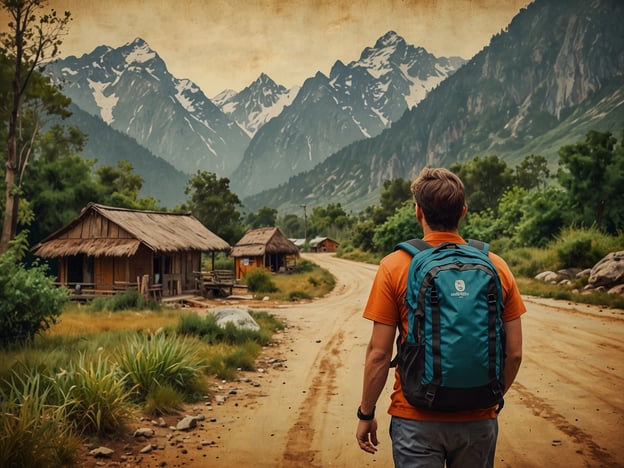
82 253 624 467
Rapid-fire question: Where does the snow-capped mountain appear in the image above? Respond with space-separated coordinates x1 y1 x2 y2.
46 38 250 176
229 31 466 197
213 73 299 137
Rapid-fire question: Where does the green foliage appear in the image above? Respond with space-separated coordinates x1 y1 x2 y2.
293 259 314 273
372 201 422 254
88 290 161 312
95 160 159 210
0 238 69 347
183 170 244 244
246 206 278 229
501 246 558 278
52 353 134 435
558 130 624 233
0 370 78 468
552 226 623 269
308 202 352 239
115 333 207 400
278 213 305 238
515 154 551 190
450 155 515 214
244 268 278 293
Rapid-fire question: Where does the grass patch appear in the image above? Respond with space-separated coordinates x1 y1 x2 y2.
89 290 161 312
0 371 79 468
517 277 624 309
261 260 336 301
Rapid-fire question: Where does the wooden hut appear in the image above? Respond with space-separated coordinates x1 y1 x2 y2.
309 236 340 253
31 203 230 297
231 227 300 279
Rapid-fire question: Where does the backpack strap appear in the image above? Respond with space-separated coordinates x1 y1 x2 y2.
468 238 490 254
390 239 432 368
394 238 432 256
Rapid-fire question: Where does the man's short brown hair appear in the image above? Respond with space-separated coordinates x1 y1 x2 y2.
410 167 466 231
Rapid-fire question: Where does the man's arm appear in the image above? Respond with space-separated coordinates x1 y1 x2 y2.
503 317 523 394
356 321 396 454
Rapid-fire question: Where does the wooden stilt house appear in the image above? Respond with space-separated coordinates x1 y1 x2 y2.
231 227 300 279
31 203 230 297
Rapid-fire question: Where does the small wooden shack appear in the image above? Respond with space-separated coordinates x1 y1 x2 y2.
309 236 340 253
31 203 230 297
231 227 300 279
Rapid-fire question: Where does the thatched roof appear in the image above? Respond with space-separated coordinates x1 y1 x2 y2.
231 227 300 257
32 203 230 258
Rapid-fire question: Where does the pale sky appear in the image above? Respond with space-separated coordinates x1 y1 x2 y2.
2 0 532 98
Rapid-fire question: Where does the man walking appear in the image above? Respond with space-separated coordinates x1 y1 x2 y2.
356 167 525 467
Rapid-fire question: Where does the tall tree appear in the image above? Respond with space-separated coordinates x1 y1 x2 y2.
183 170 243 244
0 0 71 252
515 154 551 191
450 155 514 214
558 130 624 232
245 206 278 229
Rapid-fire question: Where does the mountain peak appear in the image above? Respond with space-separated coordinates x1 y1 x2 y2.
122 37 157 65
374 31 404 49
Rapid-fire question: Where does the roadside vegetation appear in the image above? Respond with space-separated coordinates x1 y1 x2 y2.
0 302 285 467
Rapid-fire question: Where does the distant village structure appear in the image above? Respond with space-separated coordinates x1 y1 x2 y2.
231 227 300 279
32 203 230 298
290 236 340 253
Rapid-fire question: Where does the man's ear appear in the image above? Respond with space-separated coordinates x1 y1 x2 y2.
460 204 468 219
415 204 425 225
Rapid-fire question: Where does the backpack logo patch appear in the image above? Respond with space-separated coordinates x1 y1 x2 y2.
454 279 466 292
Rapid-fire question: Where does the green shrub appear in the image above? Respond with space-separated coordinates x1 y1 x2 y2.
89 290 161 312
0 248 69 347
115 333 207 400
552 226 624 269
293 260 314 273
52 353 135 435
0 371 78 468
288 290 312 301
244 268 278 293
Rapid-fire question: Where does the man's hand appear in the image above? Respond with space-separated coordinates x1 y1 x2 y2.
356 418 379 454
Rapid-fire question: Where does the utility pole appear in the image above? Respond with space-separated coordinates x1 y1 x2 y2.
301 204 308 242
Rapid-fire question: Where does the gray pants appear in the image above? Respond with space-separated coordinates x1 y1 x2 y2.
390 416 498 468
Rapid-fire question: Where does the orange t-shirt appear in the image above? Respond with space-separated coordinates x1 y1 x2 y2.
363 232 526 421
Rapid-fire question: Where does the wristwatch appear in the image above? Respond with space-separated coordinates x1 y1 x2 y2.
357 405 375 420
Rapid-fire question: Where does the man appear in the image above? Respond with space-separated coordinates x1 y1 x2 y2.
356 167 525 467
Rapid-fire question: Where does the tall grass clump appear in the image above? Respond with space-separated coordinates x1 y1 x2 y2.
89 290 161 312
115 333 208 402
52 352 135 435
0 371 78 468
244 268 278 293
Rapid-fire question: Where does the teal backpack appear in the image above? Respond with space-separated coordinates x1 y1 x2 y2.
392 239 506 412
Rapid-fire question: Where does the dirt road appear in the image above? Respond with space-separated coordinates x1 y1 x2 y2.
88 253 624 467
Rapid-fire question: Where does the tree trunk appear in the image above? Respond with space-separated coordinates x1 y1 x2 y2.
0 75 21 254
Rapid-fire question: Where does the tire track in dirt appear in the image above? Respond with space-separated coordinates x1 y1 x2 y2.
282 329 345 467
513 382 617 467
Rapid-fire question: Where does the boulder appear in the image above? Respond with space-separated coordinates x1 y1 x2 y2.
212 307 260 332
588 251 624 288
535 271 560 283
